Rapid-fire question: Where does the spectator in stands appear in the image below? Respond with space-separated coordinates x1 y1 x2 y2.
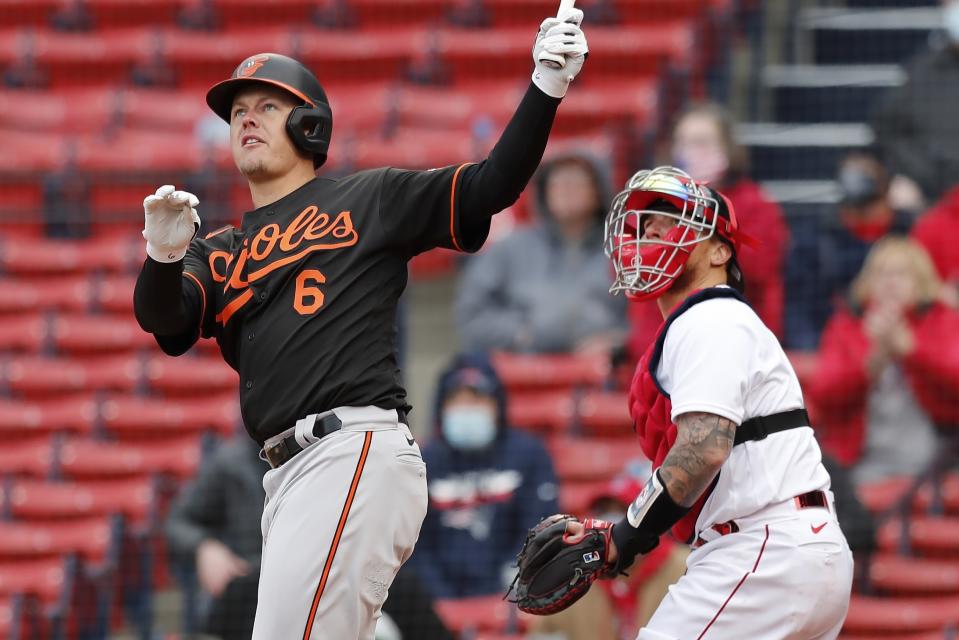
872 0 959 209
411 353 560 598
528 466 688 640
808 237 959 484
455 152 626 355
166 436 264 640
167 436 452 639
912 183 959 304
626 103 788 360
785 151 915 349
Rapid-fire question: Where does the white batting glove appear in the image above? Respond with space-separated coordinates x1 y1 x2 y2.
531 8 588 99
142 185 201 263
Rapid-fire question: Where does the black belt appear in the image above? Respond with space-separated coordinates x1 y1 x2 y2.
734 408 809 446
263 409 407 469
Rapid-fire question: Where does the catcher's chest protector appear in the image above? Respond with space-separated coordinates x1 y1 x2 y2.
628 288 749 543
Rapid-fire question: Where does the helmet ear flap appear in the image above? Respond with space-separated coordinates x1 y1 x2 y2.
286 103 333 169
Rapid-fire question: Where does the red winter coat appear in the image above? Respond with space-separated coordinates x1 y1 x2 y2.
913 185 959 283
807 302 959 466
626 179 788 360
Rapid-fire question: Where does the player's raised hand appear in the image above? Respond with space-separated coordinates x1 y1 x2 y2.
142 184 201 263
532 2 588 99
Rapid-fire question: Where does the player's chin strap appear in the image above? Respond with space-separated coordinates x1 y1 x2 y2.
609 469 690 575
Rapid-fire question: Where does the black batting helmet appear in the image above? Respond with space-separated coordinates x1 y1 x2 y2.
206 53 333 169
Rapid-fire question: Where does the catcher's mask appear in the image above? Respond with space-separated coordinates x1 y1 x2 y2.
604 166 749 301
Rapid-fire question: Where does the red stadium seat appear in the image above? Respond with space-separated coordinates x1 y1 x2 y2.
100 393 240 439
6 478 156 525
297 28 422 85
0 276 94 314
160 28 295 88
879 517 959 558
74 129 205 173
116 89 208 133
0 396 98 438
0 0 61 28
0 558 71 605
81 0 188 29
325 84 394 134
352 126 477 168
553 80 656 137
578 390 633 438
482 0 712 27
434 595 518 635
26 28 154 88
394 82 524 131
0 437 54 478
0 594 41 640
94 275 137 314
0 237 134 275
431 24 689 84
143 355 238 397
507 391 575 435
5 355 141 397
59 437 202 481
0 133 70 173
559 479 608 515
210 0 316 28
408 248 458 280
870 554 959 596
51 313 156 354
491 352 608 392
843 594 959 635
0 518 117 565
548 436 641 482
0 90 116 136
342 0 453 28
0 314 47 353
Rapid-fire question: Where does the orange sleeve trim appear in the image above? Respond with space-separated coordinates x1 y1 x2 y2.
449 162 474 252
204 225 233 240
215 289 253 327
182 271 207 333
302 431 373 639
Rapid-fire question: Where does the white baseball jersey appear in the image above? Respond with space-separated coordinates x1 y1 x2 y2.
656 291 831 533
639 289 853 639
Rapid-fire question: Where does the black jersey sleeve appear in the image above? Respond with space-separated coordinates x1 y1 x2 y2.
378 83 560 256
133 240 216 356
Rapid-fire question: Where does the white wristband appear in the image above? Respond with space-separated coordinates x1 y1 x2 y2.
146 241 188 263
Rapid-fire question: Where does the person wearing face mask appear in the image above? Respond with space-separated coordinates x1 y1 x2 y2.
409 353 560 599
785 151 915 350
527 466 688 640
807 237 959 483
625 103 788 361
872 0 959 209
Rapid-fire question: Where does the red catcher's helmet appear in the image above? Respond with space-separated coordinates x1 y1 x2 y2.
206 53 333 169
604 166 751 301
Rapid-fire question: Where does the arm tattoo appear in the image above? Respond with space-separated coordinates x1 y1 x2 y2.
659 412 737 507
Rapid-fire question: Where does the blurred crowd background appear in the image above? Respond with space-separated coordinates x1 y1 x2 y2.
1 0 959 638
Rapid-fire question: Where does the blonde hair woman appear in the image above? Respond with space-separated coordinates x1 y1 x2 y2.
810 237 959 483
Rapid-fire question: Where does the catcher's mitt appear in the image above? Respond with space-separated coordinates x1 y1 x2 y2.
505 514 616 615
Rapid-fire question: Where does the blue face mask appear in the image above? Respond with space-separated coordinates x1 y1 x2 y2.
441 406 497 451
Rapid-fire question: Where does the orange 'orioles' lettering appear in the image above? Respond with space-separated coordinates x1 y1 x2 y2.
214 207 358 326
294 270 326 315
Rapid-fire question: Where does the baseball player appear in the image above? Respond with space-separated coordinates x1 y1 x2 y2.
510 167 853 638
132 9 588 639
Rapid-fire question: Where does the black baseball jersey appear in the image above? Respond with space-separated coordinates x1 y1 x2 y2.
168 165 488 443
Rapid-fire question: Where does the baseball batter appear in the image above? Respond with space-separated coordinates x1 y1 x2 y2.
132 10 588 639
516 167 853 638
